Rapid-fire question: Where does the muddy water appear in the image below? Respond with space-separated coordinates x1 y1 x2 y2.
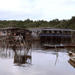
0 41 75 75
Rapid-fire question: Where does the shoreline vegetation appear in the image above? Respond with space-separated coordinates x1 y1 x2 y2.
0 16 75 29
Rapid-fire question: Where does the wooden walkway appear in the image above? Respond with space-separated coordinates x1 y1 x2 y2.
43 44 75 48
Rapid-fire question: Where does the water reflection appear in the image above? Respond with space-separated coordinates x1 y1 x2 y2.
0 39 75 75
0 36 32 66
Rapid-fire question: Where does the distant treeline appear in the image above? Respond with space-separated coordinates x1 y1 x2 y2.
0 16 75 29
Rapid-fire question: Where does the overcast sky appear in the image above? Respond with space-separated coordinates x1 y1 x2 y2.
0 0 75 21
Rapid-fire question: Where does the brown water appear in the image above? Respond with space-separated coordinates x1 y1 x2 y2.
0 41 75 75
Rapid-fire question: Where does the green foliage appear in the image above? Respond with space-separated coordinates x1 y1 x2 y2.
0 16 75 29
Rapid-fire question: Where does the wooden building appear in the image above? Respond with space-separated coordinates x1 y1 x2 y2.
0 27 31 35
39 28 75 45
0 27 32 40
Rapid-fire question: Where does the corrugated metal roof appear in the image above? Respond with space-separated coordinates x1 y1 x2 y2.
0 27 31 32
41 28 75 32
40 34 72 37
